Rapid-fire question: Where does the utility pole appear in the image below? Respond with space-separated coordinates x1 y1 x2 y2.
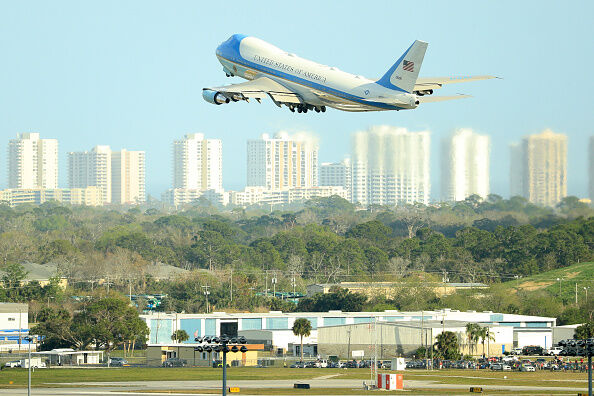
202 285 211 313
576 283 579 305
272 273 277 298
230 268 233 303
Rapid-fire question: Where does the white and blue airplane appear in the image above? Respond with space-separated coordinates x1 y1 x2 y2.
203 34 496 113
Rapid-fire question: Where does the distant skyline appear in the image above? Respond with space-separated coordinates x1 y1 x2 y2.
1 1 592 198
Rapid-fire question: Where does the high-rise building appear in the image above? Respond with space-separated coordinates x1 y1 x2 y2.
509 142 524 197
68 145 112 204
112 150 146 204
319 158 351 198
247 132 318 190
510 129 567 206
8 133 58 189
351 126 430 206
589 137 594 204
441 129 490 202
173 133 222 191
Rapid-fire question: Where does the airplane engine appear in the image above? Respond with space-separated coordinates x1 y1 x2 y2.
414 89 434 96
202 90 230 105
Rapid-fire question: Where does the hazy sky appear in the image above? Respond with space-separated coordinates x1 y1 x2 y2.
0 1 592 199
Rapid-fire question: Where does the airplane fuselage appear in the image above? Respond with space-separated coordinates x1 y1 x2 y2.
214 34 418 112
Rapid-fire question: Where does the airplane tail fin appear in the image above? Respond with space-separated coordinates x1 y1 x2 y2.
376 40 428 93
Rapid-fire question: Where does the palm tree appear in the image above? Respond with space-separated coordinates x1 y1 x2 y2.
292 318 312 362
434 331 461 360
465 323 481 356
478 326 496 358
171 329 189 358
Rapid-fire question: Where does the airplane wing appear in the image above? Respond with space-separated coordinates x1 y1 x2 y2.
414 75 498 91
417 94 472 103
204 77 302 104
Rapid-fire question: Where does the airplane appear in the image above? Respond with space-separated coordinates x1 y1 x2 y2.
203 34 497 113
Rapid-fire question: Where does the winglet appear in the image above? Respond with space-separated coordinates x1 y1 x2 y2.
376 40 428 93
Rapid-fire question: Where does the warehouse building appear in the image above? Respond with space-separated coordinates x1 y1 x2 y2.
141 309 557 357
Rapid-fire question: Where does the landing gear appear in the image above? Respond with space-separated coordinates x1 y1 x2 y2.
290 104 326 114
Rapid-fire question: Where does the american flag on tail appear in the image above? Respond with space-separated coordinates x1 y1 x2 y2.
403 60 414 72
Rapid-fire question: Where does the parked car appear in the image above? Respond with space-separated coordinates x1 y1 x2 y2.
163 358 187 367
522 346 544 356
109 357 129 367
511 347 523 355
502 364 512 371
490 363 503 370
547 346 563 356
520 364 536 372
4 360 20 368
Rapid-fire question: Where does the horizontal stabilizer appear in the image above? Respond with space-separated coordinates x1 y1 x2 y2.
414 75 498 91
417 94 472 103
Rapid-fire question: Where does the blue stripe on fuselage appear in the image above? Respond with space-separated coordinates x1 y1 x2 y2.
215 35 403 111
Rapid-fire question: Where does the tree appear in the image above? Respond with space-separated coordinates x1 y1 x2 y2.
82 297 149 363
171 329 189 343
478 326 496 357
465 323 482 356
434 331 461 360
574 322 594 339
292 318 312 362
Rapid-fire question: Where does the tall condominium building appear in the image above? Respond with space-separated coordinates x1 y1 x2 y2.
441 128 490 202
509 129 567 206
351 126 430 206
8 133 58 189
68 145 112 204
319 158 351 198
590 137 594 204
173 133 222 191
509 142 524 197
247 132 318 190
112 149 146 204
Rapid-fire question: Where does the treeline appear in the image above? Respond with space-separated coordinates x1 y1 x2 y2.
0 195 592 284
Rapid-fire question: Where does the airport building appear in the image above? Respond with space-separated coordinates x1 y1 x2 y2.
68 145 112 204
247 132 318 190
441 128 490 201
351 126 430 206
8 133 58 189
141 309 557 359
510 129 567 206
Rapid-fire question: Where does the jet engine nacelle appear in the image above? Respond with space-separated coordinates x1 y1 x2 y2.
202 90 230 105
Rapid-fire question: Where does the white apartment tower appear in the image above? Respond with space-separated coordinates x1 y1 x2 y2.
247 132 318 190
68 145 112 203
351 126 430 206
441 129 490 201
173 133 223 191
510 129 567 206
319 158 351 198
8 133 58 189
112 150 146 204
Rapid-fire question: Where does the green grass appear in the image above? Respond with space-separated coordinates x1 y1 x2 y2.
0 367 588 390
502 261 594 298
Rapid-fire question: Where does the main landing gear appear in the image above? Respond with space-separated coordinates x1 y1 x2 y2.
289 104 326 114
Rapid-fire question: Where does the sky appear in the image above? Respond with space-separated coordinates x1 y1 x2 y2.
0 1 592 199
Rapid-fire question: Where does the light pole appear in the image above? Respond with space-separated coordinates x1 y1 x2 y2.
585 287 589 302
202 285 211 313
24 335 35 396
195 335 248 396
